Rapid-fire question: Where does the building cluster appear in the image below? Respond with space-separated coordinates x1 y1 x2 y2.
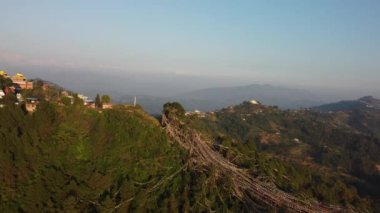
0 71 33 89
185 110 207 118
76 94 96 108
75 93 112 109
0 71 37 110
1 70 112 111
185 100 261 119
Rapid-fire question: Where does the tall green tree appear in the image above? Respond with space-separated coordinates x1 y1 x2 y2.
73 94 84 106
95 94 102 108
163 102 185 119
0 76 13 90
3 92 17 106
61 96 72 106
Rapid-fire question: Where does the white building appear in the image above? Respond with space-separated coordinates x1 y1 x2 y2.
78 94 90 105
249 99 259 105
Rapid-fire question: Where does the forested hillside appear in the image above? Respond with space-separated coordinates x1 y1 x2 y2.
187 101 380 211
2 78 380 212
0 86 247 212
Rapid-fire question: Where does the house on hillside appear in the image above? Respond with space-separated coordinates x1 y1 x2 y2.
61 90 69 97
42 83 49 90
185 110 206 118
85 100 95 109
11 73 33 89
78 94 89 102
102 103 113 109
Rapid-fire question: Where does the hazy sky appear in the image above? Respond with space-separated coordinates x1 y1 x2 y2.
1 0 379 92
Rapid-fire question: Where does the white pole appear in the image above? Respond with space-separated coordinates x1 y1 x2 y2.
134 96 137 107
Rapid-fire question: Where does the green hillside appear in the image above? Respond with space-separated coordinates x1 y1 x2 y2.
187 101 380 211
0 98 246 211
2 78 380 212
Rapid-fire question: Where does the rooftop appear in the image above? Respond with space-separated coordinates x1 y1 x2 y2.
0 70 8 76
249 99 259 105
14 73 25 77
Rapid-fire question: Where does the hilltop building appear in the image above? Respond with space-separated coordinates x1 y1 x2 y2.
42 83 49 90
78 94 93 107
0 70 8 78
11 73 33 89
61 90 70 97
11 73 25 82
78 94 89 102
249 99 260 105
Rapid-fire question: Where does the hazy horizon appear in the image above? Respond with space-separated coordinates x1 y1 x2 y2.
1 0 379 101
2 64 379 102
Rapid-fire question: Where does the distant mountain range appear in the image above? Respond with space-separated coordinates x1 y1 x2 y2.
119 84 326 114
312 96 380 112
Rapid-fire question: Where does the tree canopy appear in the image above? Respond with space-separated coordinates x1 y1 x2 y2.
0 76 13 90
95 94 102 108
163 102 185 119
101 94 110 104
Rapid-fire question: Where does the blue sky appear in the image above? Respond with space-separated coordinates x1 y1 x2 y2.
0 0 379 91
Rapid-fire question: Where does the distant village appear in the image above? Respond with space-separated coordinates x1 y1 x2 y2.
1 69 272 116
185 99 262 118
0 70 112 112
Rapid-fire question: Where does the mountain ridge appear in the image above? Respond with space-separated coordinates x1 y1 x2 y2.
313 96 380 112
118 84 327 114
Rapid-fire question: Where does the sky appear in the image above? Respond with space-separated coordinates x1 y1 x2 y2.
0 0 379 96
